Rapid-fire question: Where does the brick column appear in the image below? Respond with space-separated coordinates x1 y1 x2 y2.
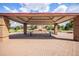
23 23 27 35
54 23 58 35
74 16 79 41
0 16 9 41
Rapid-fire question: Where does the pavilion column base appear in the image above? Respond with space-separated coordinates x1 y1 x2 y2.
0 37 9 41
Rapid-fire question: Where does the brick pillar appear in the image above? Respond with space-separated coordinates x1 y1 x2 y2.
54 23 58 35
23 23 27 35
0 16 9 41
74 16 79 41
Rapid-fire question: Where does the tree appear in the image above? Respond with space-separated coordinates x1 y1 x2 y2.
14 26 20 32
64 20 73 30
60 25 65 30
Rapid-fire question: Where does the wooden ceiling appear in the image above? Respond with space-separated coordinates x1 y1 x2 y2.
0 13 78 25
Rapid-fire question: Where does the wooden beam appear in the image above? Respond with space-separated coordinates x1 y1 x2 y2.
28 16 49 20
49 16 55 22
55 16 65 22
28 20 52 22
27 20 54 25
7 16 25 24
30 19 49 20
6 17 23 24
0 13 79 17
17 17 28 22
56 16 76 24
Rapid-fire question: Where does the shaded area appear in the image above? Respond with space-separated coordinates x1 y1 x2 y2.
9 32 73 41
53 37 74 41
9 33 53 39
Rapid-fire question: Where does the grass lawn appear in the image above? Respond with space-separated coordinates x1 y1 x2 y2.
9 28 73 34
9 29 23 33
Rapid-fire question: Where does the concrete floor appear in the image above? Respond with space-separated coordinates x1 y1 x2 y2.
0 32 79 56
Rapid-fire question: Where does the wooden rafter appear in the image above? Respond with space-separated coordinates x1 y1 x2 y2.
17 17 28 22
56 16 76 24
55 16 65 22
49 16 55 22
7 16 25 24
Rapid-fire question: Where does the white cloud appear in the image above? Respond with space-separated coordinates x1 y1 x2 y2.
3 3 79 13
19 7 29 12
52 5 68 13
3 6 18 13
10 20 22 27
52 4 79 13
66 5 79 13
19 3 49 13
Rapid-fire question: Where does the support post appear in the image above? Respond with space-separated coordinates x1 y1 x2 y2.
54 23 58 35
23 23 27 35
0 16 9 41
74 16 79 41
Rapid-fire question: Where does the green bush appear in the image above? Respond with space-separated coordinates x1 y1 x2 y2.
14 26 20 32
29 25 37 30
44 25 54 31
64 21 73 30
59 20 73 31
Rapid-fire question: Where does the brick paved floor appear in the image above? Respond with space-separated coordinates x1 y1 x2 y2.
0 32 79 56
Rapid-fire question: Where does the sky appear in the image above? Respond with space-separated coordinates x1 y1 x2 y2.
0 3 78 27
0 3 79 13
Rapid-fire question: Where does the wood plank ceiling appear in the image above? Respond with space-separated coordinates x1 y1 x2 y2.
0 13 77 25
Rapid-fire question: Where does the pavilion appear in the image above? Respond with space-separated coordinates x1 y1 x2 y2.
0 13 79 41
